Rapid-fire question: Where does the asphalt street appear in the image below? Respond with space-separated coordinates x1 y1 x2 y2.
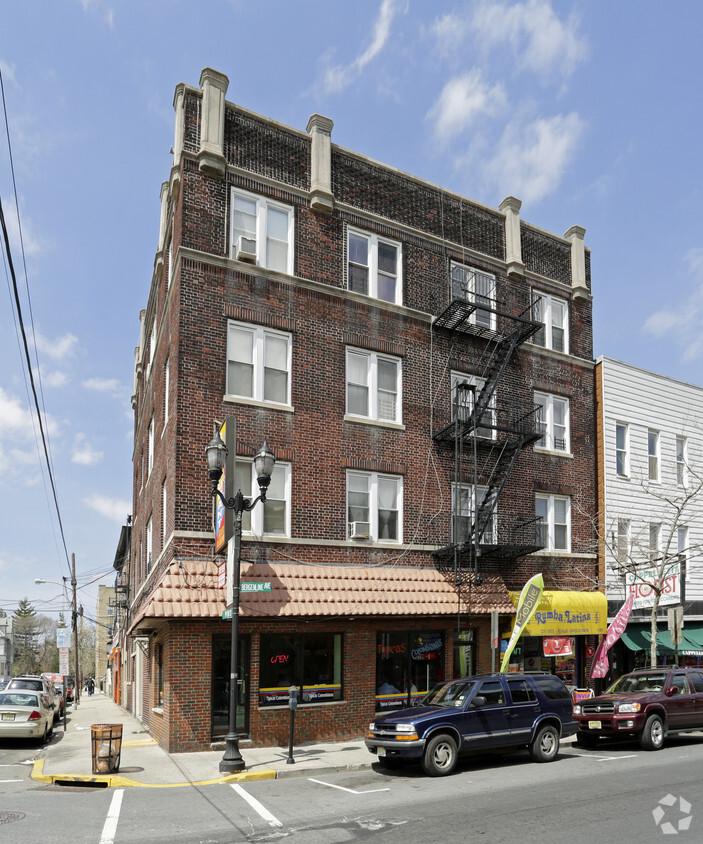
2 733 703 842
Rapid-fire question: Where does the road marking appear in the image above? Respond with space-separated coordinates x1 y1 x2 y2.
0 779 23 783
230 783 282 827
308 777 390 794
99 788 124 844
571 751 638 761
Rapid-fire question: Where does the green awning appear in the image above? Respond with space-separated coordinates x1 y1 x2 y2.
620 623 703 657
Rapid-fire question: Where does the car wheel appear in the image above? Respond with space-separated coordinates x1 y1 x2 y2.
421 733 458 776
529 725 560 762
37 723 49 746
575 731 599 749
640 714 665 750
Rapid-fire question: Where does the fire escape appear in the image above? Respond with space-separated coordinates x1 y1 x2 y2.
432 269 545 587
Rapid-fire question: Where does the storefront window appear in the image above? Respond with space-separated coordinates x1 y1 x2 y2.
376 631 444 711
259 633 342 706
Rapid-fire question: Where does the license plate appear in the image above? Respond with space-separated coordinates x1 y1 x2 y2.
2 713 15 721
377 747 386 757
588 720 601 729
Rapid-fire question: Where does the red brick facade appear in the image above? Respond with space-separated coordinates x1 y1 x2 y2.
116 69 598 753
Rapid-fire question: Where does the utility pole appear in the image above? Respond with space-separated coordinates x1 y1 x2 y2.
72 553 80 706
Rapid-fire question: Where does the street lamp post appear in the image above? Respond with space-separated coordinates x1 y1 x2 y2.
206 433 275 774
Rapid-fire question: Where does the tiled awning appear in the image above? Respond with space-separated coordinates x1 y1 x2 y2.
128 559 515 631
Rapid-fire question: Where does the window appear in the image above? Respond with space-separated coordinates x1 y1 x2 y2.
507 678 536 703
375 631 444 711
166 239 172 290
452 373 496 439
147 417 154 477
676 435 687 486
648 429 660 481
475 679 505 706
347 229 401 304
230 188 294 274
535 393 569 452
146 319 156 379
452 484 496 544
535 494 570 551
259 633 342 706
346 349 401 423
157 644 164 708
347 471 402 542
235 459 290 536
163 358 170 423
616 423 629 476
226 322 291 405
616 519 630 564
146 517 153 573
678 526 688 557
649 523 661 561
450 263 496 329
532 292 568 353
162 480 167 546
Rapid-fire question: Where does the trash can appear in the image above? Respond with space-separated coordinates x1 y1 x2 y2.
91 723 123 774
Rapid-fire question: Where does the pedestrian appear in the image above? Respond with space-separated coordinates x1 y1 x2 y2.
87 677 95 696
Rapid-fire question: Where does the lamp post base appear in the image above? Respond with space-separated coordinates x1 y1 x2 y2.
219 734 246 773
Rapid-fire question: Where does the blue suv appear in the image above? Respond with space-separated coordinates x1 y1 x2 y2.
366 673 576 776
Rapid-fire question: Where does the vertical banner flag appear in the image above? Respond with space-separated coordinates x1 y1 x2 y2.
500 572 544 673
590 592 634 680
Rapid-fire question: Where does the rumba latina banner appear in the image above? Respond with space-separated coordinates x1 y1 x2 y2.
500 572 544 673
590 592 634 680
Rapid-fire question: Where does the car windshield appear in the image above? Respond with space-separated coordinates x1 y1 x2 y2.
417 680 477 708
0 692 39 707
8 679 43 692
606 674 668 694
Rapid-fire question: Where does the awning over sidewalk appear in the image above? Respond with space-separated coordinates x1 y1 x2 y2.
508 590 607 636
128 560 516 633
621 623 703 657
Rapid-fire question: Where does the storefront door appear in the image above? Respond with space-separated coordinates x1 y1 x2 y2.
212 634 250 740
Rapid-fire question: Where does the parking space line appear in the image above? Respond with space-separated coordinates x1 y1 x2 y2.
230 783 282 828
99 788 124 844
308 777 390 794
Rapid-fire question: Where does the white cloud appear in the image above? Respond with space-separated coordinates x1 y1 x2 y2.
470 0 588 79
71 433 103 466
34 367 69 389
321 0 403 95
82 377 123 396
481 112 584 203
85 493 131 523
428 13 472 59
35 330 78 361
427 70 507 141
0 386 32 435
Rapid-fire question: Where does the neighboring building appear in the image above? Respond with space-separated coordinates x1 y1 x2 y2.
108 519 131 706
0 616 13 681
595 356 703 675
94 585 115 690
119 68 598 752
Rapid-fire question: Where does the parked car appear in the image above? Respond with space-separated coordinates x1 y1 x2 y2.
5 676 59 723
0 689 54 743
366 672 576 776
573 667 703 750
65 676 75 702
41 674 67 716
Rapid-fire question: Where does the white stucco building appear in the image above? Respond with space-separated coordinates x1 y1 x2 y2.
596 356 703 665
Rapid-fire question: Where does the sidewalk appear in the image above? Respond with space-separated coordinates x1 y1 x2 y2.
33 691 372 788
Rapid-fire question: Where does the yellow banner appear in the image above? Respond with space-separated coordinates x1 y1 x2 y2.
508 590 607 636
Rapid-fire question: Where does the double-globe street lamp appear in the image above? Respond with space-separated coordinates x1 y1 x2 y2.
206 433 275 773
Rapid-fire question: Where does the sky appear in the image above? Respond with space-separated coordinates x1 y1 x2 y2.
2 0 703 621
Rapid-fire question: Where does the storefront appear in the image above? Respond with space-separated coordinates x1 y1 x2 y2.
619 622 703 670
502 590 607 688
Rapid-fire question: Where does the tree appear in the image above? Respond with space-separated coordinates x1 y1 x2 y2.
12 599 42 675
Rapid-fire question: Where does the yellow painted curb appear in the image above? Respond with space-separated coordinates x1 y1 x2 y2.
31 757 277 788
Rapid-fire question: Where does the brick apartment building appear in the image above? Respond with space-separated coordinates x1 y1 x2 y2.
114 68 599 752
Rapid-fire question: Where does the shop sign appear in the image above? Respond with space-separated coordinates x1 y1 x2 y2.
543 636 572 657
509 590 607 636
626 563 680 610
217 561 226 589
259 684 340 706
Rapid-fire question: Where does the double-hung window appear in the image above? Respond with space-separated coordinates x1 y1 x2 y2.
534 392 569 452
146 516 153 573
535 494 570 552
147 417 154 478
347 471 402 542
676 435 687 486
648 429 660 481
230 188 294 274
227 322 291 406
649 523 661 562
452 484 496 545
146 319 156 380
616 519 630 565
615 423 629 476
346 348 401 424
532 292 568 353
450 263 496 330
235 459 290 537
451 373 496 439
347 229 401 304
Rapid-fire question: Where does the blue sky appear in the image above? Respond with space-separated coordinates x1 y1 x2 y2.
2 0 702 619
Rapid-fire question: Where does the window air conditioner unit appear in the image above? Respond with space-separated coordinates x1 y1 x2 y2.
235 236 256 263
350 521 371 540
